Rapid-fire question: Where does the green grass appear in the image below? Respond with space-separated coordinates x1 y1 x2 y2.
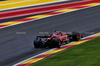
31 37 100 66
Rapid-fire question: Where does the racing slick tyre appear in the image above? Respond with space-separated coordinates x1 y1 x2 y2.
72 32 81 41
34 39 39 48
34 39 45 48
53 38 61 48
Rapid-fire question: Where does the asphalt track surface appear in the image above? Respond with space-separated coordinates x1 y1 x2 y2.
0 5 100 66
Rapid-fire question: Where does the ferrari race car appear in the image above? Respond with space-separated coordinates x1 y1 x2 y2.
34 31 83 48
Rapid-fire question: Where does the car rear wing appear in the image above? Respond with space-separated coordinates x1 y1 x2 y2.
36 35 51 38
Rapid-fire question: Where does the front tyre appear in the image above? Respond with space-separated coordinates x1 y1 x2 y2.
72 32 81 41
53 38 61 48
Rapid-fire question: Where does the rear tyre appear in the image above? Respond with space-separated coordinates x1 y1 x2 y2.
34 39 45 48
53 38 61 48
34 39 40 48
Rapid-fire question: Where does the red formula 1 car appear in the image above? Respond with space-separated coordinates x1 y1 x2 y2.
34 31 83 48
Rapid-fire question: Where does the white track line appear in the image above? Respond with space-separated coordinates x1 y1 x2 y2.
13 32 100 66
1 0 69 11
0 4 100 30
